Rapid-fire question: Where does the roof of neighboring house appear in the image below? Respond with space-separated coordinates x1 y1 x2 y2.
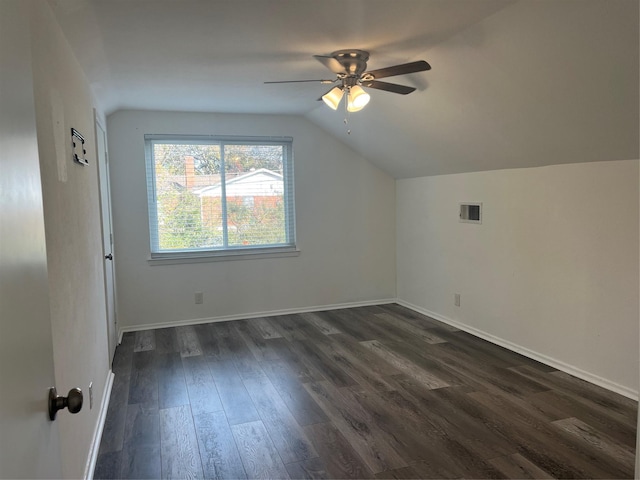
195 168 284 197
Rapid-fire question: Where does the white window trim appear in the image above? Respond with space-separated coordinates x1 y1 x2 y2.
145 134 296 263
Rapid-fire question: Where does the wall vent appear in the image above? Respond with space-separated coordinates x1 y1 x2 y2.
460 203 482 224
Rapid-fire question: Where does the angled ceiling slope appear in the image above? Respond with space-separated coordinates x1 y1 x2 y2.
51 0 639 178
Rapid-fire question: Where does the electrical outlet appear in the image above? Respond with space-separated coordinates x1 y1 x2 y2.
195 291 203 304
89 382 93 409
454 293 461 307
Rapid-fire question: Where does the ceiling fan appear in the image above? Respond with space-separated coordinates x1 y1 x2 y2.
265 49 431 112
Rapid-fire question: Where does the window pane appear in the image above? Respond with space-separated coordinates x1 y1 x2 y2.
146 135 294 257
224 144 286 247
153 143 223 249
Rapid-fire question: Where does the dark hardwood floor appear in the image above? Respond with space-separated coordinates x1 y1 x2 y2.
94 304 637 479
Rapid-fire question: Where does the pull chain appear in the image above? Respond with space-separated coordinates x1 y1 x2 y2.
344 87 351 135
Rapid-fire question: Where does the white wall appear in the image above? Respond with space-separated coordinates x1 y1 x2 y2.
107 110 396 329
397 160 639 397
30 2 111 477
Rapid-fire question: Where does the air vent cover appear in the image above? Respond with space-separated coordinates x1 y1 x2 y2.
460 203 482 224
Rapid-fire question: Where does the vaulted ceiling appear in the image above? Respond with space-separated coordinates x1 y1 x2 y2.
50 0 638 178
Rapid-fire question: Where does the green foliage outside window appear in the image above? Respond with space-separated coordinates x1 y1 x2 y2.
150 141 290 252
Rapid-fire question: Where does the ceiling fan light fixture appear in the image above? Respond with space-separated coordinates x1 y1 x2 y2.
347 85 370 112
322 86 344 110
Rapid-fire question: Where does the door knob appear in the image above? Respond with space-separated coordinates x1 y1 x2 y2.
48 387 83 421
105 253 113 260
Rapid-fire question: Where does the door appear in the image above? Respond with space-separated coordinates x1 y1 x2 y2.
95 114 118 362
0 0 62 477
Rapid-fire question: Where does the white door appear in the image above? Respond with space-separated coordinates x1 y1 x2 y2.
95 115 118 363
0 1 62 477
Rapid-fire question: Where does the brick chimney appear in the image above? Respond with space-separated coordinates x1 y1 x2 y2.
184 156 195 190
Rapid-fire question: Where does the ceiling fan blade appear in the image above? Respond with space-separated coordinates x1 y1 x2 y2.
264 79 335 84
364 60 431 80
362 80 416 95
314 55 348 75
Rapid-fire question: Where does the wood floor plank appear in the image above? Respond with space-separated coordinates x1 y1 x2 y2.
98 371 130 454
376 304 460 333
304 422 374 479
193 411 247 480
319 309 379 342
304 381 407 474
207 359 260 425
330 334 402 377
299 312 342 335
552 417 636 465
384 377 517 461
374 465 422 479
344 385 448 464
160 405 204 480
314 339 397 392
511 365 637 422
234 320 281 361
231 421 291 480
237 358 318 464
155 327 180 354
112 332 135 376
94 450 122 480
286 314 334 342
203 322 239 361
487 453 554 479
530 389 637 448
427 343 550 396
377 339 466 387
134 330 156 352
128 350 158 406
289 339 357 387
549 370 639 414
213 321 257 361
193 323 221 357
270 314 309 341
250 317 283 339
119 404 161 478
408 441 508 479
285 457 329 480
123 403 160 449
360 340 450 390
176 325 203 357
120 444 161 480
261 360 329 426
182 355 223 416
157 352 189 409
374 312 447 344
468 389 629 478
267 337 326 383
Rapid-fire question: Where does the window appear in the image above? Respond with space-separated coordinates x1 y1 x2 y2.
145 135 295 260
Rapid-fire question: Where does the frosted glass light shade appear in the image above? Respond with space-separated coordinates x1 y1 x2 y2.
347 85 370 112
322 87 344 110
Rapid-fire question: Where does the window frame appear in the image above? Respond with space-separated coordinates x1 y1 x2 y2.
144 134 297 263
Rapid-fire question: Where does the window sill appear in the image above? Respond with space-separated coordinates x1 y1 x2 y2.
147 247 300 265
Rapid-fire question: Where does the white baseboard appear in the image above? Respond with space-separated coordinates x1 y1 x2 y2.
396 299 638 400
118 298 396 339
84 370 115 480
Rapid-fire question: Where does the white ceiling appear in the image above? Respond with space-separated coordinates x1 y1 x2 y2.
51 0 638 178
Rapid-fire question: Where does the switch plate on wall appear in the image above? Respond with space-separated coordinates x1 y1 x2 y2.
195 292 203 304
454 293 461 307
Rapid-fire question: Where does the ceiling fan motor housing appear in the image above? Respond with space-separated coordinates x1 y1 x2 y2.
332 49 370 76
